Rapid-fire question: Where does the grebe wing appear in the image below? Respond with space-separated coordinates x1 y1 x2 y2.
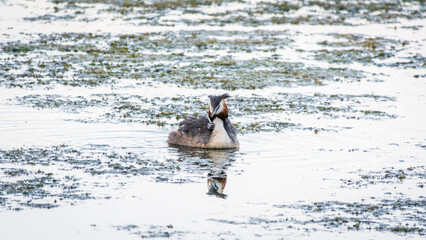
178 116 211 137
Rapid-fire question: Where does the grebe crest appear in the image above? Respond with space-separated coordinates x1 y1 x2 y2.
208 93 229 122
168 93 239 149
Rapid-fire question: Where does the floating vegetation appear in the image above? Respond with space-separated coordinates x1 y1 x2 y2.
35 0 425 26
314 34 406 65
0 30 367 90
282 199 426 235
273 198 425 235
0 164 86 211
12 91 396 134
114 224 180 239
0 145 237 210
205 197 425 237
341 166 426 189
0 0 424 238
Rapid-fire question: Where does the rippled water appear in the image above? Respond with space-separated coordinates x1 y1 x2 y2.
1 0 425 239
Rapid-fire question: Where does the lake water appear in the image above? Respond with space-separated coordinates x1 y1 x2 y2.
0 0 425 239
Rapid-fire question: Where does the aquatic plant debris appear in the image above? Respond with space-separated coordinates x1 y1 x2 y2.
12 91 396 133
0 0 425 239
0 145 238 210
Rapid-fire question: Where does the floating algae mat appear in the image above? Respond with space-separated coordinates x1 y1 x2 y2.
0 0 425 239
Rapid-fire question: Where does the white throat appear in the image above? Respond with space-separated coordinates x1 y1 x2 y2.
207 118 233 148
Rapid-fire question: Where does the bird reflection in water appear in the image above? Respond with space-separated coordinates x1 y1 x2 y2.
169 145 237 199
207 170 227 199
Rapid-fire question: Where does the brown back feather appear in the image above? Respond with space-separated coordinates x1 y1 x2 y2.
167 116 212 147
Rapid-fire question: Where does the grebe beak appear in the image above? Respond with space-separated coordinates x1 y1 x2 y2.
211 106 219 117
211 99 224 117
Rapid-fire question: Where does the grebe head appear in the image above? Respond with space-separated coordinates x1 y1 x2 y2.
208 93 230 121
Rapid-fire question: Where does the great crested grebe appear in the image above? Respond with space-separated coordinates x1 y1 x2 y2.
168 93 239 149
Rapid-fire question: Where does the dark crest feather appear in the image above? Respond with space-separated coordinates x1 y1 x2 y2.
208 93 230 101
208 93 230 110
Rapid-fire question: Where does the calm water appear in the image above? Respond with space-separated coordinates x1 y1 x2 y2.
0 0 425 239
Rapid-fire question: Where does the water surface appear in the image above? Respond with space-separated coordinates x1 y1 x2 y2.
0 0 425 239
